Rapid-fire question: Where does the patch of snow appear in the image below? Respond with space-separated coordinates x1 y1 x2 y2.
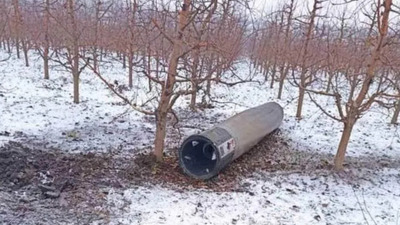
1 51 399 158
0 51 155 154
1 50 400 225
106 169 400 225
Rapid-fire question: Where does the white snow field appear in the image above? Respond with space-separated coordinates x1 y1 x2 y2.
1 50 400 225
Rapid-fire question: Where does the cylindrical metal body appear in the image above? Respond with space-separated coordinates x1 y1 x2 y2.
179 102 284 180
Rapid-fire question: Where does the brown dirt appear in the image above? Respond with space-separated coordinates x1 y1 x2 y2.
1 132 397 225
0 142 129 191
0 131 328 197
0 141 134 225
130 130 334 192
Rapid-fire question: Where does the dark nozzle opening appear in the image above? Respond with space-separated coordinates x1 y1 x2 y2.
179 136 219 179
202 143 215 160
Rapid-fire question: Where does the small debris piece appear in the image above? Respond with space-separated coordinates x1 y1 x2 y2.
44 191 60 199
38 184 57 193
0 131 10 136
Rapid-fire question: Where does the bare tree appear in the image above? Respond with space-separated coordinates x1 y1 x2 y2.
295 0 324 119
304 0 393 169
0 0 12 55
333 0 392 169
68 0 80 103
277 0 296 99
126 0 138 88
153 0 192 161
11 0 21 59
43 0 50 79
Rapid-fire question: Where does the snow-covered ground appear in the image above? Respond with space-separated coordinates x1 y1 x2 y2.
1 50 400 225
105 169 400 225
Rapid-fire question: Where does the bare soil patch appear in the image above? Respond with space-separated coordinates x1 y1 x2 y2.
1 132 397 224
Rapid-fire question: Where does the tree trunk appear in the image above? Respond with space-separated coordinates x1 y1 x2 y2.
270 61 277 88
203 55 214 104
216 56 222 79
15 41 20 58
147 47 152 92
43 0 50 79
155 52 160 79
68 0 79 104
154 0 191 162
93 49 98 72
263 61 270 82
278 0 294 99
154 52 179 161
127 0 137 88
278 65 289 99
334 120 355 169
296 82 305 119
22 40 29 67
296 0 320 120
391 99 400 124
326 71 334 93
72 43 80 103
190 49 200 110
44 46 49 79
73 68 79 104
332 0 392 169
122 52 126 68
6 38 11 53
93 0 100 73
128 50 133 88
13 0 21 59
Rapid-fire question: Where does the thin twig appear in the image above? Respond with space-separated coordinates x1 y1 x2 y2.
362 189 378 225
352 186 370 225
